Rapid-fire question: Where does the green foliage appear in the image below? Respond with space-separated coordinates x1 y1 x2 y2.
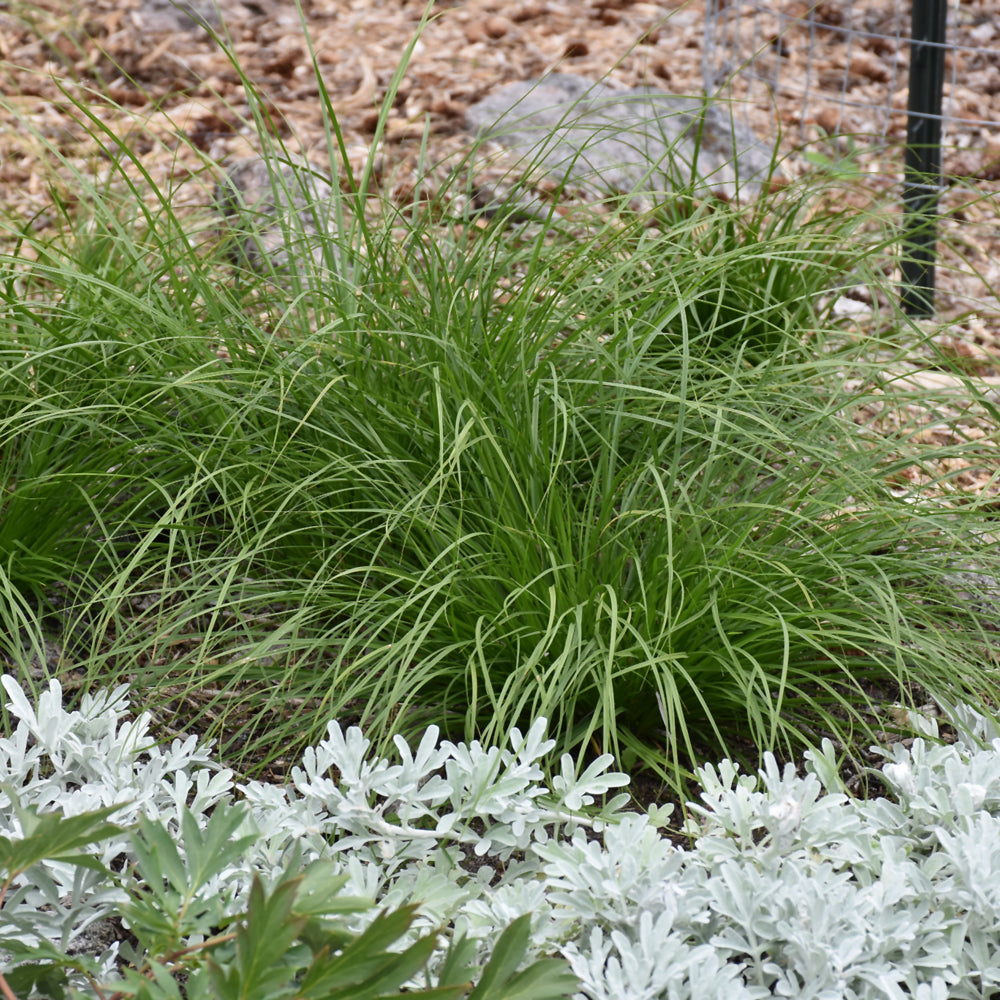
641 190 857 359
0 795 576 1000
4 11 1000 1000
124 870 574 1000
0 800 124 890
0 801 120 999
1 11 999 793
126 806 261 954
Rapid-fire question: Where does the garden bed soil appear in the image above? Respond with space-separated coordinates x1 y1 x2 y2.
2 0 999 312
4 0 1000 481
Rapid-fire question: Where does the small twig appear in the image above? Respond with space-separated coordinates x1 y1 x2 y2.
0 971 19 1000
162 931 239 964
104 931 239 1000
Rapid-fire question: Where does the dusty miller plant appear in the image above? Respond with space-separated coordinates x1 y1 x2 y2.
7 675 1000 998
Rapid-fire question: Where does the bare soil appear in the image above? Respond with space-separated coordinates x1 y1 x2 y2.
2 0 999 318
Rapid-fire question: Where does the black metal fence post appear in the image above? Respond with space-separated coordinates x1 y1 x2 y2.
900 0 948 316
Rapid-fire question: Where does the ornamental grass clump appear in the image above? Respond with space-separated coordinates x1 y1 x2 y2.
1 14 999 790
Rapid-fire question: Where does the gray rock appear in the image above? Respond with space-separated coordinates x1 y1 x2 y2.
136 0 226 32
940 569 1000 628
465 74 777 201
66 916 127 958
214 156 342 275
214 78 777 274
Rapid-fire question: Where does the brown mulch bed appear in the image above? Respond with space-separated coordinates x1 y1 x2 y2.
2 0 999 293
1 0 997 493
3 0 1000 356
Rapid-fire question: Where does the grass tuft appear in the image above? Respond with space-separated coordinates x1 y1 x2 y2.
3 29 999 793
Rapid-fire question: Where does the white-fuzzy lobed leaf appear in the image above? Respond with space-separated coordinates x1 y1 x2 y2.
6 674 1000 998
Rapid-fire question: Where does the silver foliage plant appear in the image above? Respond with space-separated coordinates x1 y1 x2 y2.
5 674 1000 998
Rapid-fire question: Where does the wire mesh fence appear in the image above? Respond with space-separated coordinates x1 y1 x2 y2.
703 0 1000 145
702 0 1000 317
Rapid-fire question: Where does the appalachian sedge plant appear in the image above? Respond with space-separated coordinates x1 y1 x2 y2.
2 10 999 791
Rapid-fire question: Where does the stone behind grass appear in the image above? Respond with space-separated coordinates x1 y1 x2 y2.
464 73 777 201
214 74 778 274
213 154 342 275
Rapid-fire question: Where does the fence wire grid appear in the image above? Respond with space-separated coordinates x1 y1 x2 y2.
702 0 1000 316
703 0 1000 144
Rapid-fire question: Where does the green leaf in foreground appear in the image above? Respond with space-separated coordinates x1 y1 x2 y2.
296 904 439 999
468 915 578 1000
2 962 70 1000
127 803 260 953
0 792 124 890
203 864 576 1000
209 875 306 1000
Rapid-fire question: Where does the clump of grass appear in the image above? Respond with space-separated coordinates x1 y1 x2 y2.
2 25 999 793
